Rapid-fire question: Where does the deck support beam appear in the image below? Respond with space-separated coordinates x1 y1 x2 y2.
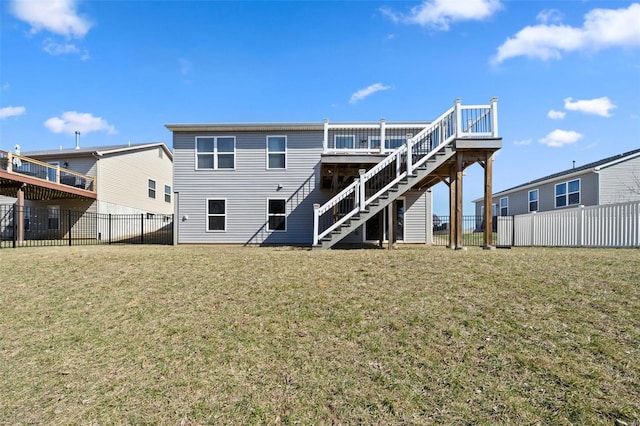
448 164 457 249
387 203 394 250
483 152 495 249
455 152 465 249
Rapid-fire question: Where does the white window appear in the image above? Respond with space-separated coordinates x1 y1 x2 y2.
334 135 355 150
368 137 406 151
267 136 286 169
267 199 286 231
500 197 508 216
206 199 226 231
196 136 235 170
148 179 156 199
164 185 171 203
480 204 497 217
555 179 580 208
528 189 539 212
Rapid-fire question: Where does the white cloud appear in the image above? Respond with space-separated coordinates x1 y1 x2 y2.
547 110 566 120
44 111 117 135
536 9 563 25
493 3 640 63
349 83 391 104
513 138 532 146
43 39 79 55
382 0 502 30
2 83 10 91
10 0 92 38
539 129 583 147
179 58 192 76
0 106 26 119
564 97 617 117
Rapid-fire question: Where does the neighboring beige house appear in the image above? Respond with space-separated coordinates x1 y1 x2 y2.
2 143 173 215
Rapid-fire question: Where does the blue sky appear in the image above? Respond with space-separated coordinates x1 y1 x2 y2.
1 0 639 214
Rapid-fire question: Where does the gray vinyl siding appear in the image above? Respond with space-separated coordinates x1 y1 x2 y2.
174 130 329 244
98 147 173 215
598 156 640 204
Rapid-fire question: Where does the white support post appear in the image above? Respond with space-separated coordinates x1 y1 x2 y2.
313 203 320 246
396 154 401 177
454 98 462 138
407 138 413 175
7 152 13 173
359 169 366 213
56 165 61 183
323 118 329 153
380 118 386 153
491 97 498 137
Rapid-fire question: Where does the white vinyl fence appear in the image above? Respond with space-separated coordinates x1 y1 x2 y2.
497 201 640 248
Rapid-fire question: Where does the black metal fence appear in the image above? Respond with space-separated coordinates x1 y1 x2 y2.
0 205 173 248
432 215 497 247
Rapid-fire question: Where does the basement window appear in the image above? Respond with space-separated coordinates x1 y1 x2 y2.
267 199 286 231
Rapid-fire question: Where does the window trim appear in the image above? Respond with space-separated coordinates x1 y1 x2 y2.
266 135 287 170
267 198 287 232
499 197 508 216
148 179 156 199
206 198 227 232
555 178 581 208
195 136 236 170
164 184 171 203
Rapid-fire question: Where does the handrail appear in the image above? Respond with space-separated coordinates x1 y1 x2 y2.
0 149 96 193
313 98 498 246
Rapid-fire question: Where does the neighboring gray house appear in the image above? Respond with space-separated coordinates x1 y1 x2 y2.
1 143 173 243
167 99 502 248
2 143 174 215
474 148 640 218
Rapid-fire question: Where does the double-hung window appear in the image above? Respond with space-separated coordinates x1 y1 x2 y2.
267 136 286 169
499 197 508 216
555 179 580 208
528 189 539 212
196 136 235 170
148 179 156 199
267 199 286 231
334 135 355 150
207 199 226 231
164 185 171 203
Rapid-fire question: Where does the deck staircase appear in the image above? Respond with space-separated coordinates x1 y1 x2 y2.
313 99 498 249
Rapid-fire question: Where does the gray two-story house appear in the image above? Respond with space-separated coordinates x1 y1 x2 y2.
474 148 640 218
168 99 502 249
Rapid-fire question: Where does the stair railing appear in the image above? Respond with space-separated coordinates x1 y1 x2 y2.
313 98 498 246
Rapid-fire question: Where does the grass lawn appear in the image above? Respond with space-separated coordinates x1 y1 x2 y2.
1 245 638 424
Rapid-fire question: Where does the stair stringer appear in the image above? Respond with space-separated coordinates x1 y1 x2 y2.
316 145 456 249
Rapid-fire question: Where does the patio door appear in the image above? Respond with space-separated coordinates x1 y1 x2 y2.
365 199 405 242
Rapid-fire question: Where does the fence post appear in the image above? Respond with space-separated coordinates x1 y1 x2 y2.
12 205 17 248
68 209 72 246
108 214 112 244
141 213 144 244
578 205 585 247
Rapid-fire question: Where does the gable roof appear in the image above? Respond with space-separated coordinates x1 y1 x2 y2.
23 142 173 160
477 148 640 201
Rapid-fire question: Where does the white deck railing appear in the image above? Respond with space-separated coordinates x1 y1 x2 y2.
313 98 498 246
